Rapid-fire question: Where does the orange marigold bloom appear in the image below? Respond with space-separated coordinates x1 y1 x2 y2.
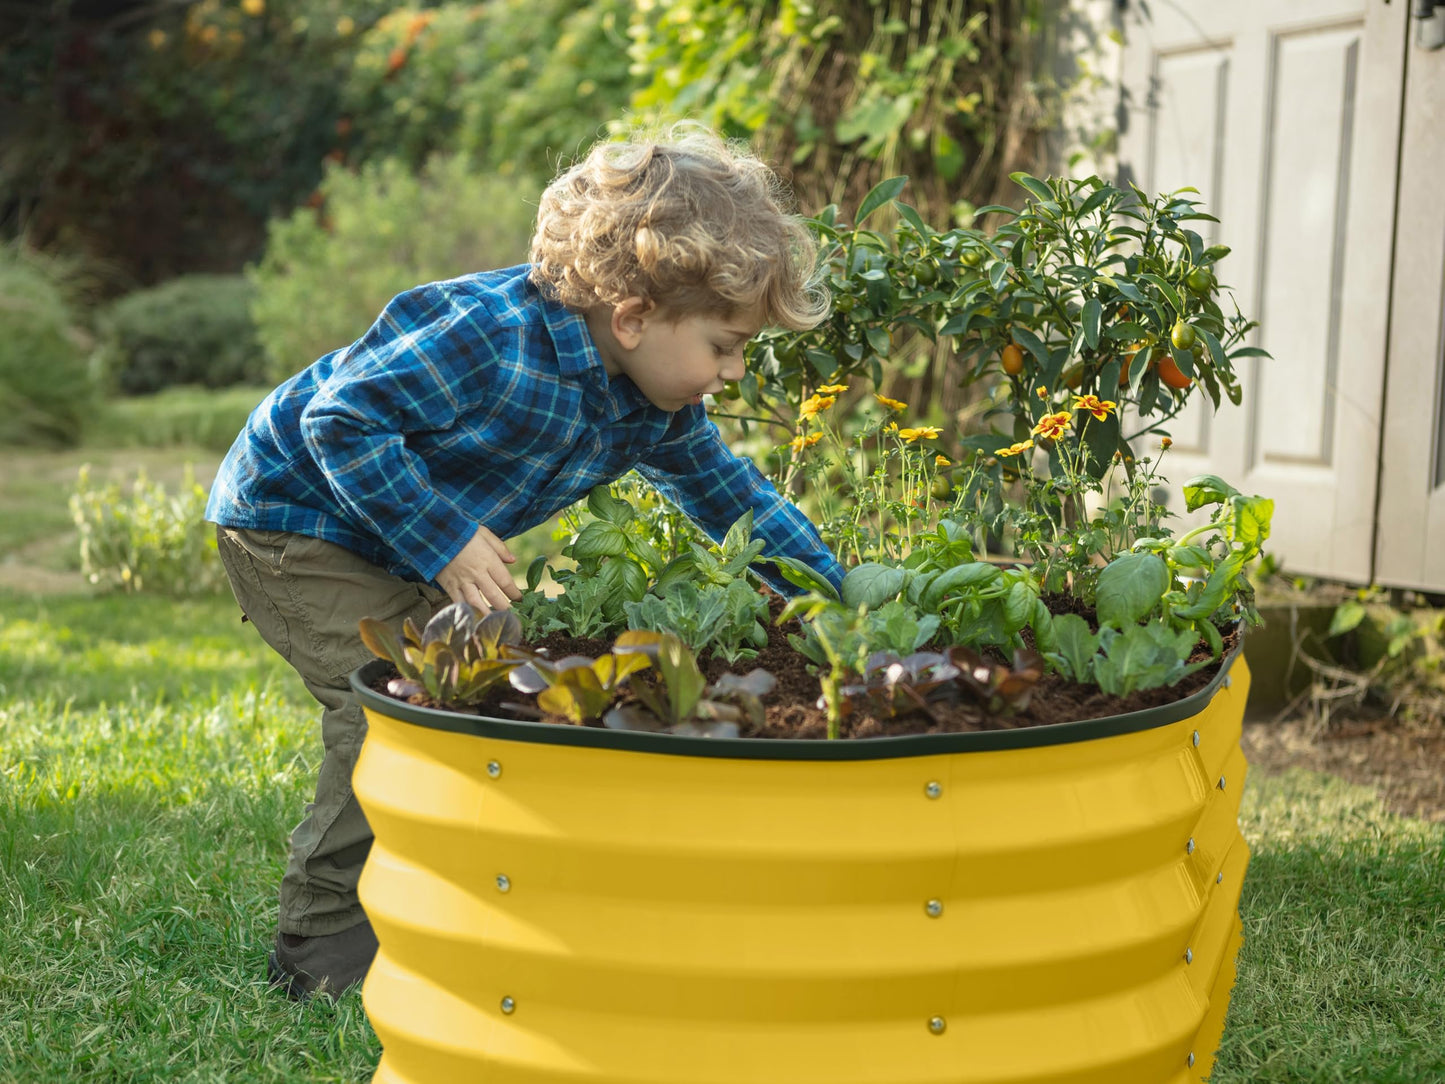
817 383 849 395
999 439 1034 458
1160 436 1173 450
1031 410 1072 440
789 432 823 452
897 426 942 442
1072 394 1117 421
799 394 837 420
1035 385 1048 400
874 394 907 412
935 454 951 466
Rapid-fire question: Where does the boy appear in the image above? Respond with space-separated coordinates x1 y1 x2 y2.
207 123 845 998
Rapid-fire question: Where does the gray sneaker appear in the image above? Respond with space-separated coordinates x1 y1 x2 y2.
267 920 378 999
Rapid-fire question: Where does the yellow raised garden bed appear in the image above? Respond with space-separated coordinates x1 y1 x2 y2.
350 651 1251 1084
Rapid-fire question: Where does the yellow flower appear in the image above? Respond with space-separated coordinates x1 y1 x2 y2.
789 432 823 453
999 439 1034 458
1160 436 1173 450
897 426 942 442
799 394 836 420
874 393 907 412
1035 385 1048 400
817 383 849 395
241 0 265 15
884 422 899 434
148 27 168 48
336 15 355 35
1031 410 1072 440
934 454 951 467
1072 394 1117 421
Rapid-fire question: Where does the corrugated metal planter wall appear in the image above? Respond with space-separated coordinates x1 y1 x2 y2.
349 652 1252 1084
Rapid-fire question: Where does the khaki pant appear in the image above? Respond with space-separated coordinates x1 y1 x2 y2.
216 526 449 937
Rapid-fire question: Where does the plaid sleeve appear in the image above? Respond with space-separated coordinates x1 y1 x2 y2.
635 407 845 597
298 286 488 581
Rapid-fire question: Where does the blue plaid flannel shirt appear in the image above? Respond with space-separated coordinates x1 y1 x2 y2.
206 264 844 596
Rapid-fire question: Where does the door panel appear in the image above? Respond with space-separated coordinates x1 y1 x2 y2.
1118 0 1407 582
1373 25 1445 591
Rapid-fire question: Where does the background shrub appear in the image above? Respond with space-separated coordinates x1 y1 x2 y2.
249 154 534 381
0 247 95 448
97 274 268 395
69 464 225 595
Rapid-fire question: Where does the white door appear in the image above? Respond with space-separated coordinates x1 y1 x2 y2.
1117 0 1408 583
1373 19 1445 593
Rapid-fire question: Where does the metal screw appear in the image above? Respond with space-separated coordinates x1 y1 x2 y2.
1186 837 1195 854
1188 1051 1196 1067
1224 675 1232 688
1218 775 1227 790
496 874 511 893
928 1016 947 1034
500 996 515 1014
1192 730 1200 747
925 899 943 917
925 781 942 799
1185 947 1194 964
1217 871 1224 884
486 761 502 778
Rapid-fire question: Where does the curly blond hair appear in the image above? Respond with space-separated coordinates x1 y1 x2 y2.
529 123 828 330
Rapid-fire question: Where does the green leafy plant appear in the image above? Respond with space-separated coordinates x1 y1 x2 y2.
1047 615 1206 697
69 465 224 596
358 603 526 708
603 631 777 738
623 580 769 665
508 642 653 725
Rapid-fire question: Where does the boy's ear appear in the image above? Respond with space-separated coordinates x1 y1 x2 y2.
611 296 656 349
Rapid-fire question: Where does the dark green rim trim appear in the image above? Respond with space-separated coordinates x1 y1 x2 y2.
350 644 1243 761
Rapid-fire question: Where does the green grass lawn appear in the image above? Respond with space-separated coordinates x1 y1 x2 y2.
0 588 1441 1082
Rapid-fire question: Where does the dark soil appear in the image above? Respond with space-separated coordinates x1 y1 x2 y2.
373 591 1239 740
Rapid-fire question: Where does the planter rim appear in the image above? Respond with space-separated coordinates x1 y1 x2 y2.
350 640 1244 761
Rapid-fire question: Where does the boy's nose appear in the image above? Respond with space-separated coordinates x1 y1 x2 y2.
720 358 747 382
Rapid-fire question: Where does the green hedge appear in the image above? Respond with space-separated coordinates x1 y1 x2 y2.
97 274 268 395
0 249 94 448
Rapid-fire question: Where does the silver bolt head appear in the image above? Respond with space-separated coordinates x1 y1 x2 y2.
1185 947 1194 964
501 996 515 1014
496 874 511 893
1187 837 1196 854
1188 1051 1196 1067
1218 775 1227 790
925 899 943 917
1224 674 1232 688
925 781 942 799
486 760 502 778
1217 871 1224 884
928 1016 946 1034
1192 730 1201 747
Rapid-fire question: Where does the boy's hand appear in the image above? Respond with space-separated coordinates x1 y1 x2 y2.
437 525 522 612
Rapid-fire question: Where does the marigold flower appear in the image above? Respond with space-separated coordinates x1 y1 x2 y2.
1160 436 1173 450
789 432 823 452
799 394 837 420
935 455 951 467
148 27 168 48
874 394 907 412
897 426 942 442
817 383 849 395
1072 394 1117 421
884 422 899 434
1030 411 1072 440
241 0 265 15
1035 385 1048 400
999 439 1034 458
